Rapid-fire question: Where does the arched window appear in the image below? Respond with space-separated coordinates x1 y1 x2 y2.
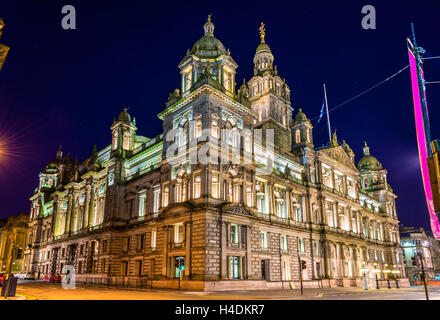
295 130 301 144
195 114 202 139
306 129 310 143
211 115 219 139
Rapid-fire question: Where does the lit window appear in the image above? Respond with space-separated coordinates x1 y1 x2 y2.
151 230 157 249
153 187 160 213
174 224 184 244
229 256 241 279
246 187 253 207
260 231 268 249
211 118 219 139
194 175 201 198
230 224 239 244
280 235 288 251
295 130 301 144
138 194 146 217
298 238 305 253
162 186 169 207
314 242 320 256
195 117 202 139
212 175 219 199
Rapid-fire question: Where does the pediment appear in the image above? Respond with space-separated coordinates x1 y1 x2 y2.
220 203 254 216
320 146 358 172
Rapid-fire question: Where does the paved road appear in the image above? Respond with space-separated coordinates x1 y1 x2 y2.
2 280 439 300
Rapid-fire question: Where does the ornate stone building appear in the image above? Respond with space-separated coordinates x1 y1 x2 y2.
0 214 29 273
400 226 440 282
23 18 408 290
0 18 10 71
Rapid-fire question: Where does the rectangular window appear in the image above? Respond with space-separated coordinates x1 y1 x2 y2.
246 187 253 207
229 256 241 279
314 242 320 256
174 224 184 244
151 230 157 249
260 231 268 249
135 260 142 276
162 185 169 207
123 237 130 252
280 235 288 251
153 187 160 213
121 261 128 276
298 238 305 254
138 194 146 217
230 224 239 244
212 174 219 199
137 234 145 250
194 175 201 198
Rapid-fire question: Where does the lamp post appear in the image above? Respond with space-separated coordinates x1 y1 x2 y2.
298 254 303 295
4 243 15 299
417 251 429 300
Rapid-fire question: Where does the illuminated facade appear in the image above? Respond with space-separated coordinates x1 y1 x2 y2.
0 214 29 273
0 18 10 71
400 226 440 281
24 18 408 290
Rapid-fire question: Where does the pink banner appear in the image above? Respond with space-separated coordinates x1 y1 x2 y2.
408 47 440 239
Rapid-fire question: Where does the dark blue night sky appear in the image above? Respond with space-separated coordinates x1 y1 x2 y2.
1 1 440 231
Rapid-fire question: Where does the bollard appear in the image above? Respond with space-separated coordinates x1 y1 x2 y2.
387 279 391 289
396 279 399 289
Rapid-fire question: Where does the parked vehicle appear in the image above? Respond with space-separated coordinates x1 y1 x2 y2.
45 273 61 283
24 272 36 280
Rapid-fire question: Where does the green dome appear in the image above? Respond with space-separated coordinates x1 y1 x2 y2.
190 34 227 58
358 155 382 171
295 108 308 122
358 142 382 171
118 108 131 123
256 42 272 54
190 16 227 58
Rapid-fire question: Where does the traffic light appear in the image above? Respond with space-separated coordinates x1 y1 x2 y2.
301 260 307 269
411 255 418 266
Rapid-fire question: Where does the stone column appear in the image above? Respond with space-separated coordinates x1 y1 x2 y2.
287 189 293 219
347 207 353 231
268 182 275 215
65 193 73 234
220 221 227 279
83 185 91 229
162 226 169 278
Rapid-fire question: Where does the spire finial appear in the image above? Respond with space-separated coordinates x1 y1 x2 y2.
204 14 215 35
259 22 266 43
363 141 370 155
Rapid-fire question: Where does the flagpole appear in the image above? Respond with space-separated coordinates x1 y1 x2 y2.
323 83 332 144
